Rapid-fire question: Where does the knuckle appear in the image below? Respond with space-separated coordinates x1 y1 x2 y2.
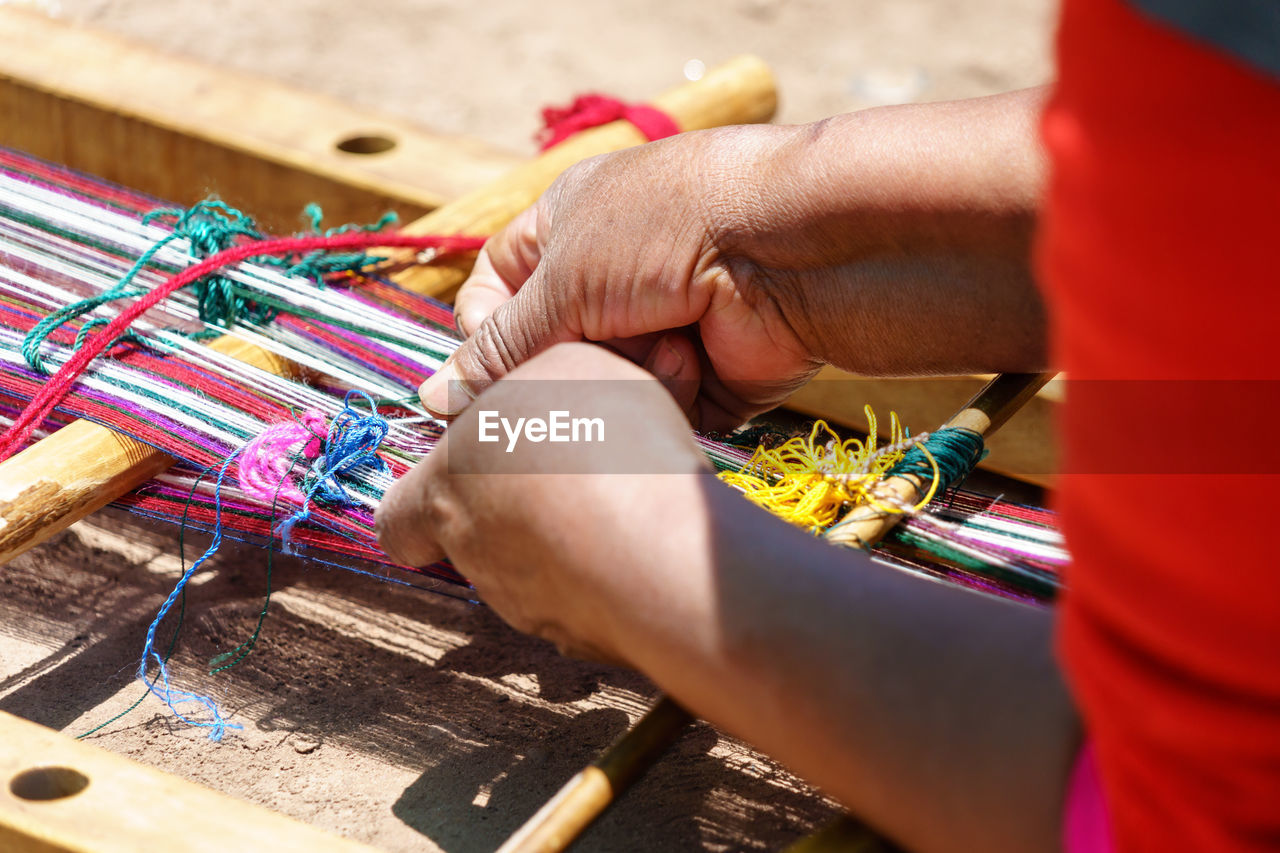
467 319 523 379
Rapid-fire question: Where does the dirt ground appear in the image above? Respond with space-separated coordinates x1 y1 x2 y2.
2 1 1055 850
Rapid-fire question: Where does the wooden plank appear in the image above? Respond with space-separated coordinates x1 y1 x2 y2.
0 6 523 232
0 710 379 853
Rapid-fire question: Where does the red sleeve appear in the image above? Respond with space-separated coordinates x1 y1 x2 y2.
1041 0 1280 850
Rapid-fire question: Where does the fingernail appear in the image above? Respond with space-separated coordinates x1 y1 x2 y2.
418 361 473 417
457 309 484 337
651 338 685 380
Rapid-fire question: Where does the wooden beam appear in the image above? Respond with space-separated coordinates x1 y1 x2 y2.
0 6 523 232
0 710 379 853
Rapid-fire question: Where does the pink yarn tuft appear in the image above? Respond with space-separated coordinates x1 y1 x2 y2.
536 93 680 151
237 410 327 505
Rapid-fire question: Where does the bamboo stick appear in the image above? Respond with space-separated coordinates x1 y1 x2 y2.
0 58 777 566
496 696 691 853
497 373 1056 853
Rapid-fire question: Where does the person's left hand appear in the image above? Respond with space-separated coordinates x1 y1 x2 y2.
375 342 714 665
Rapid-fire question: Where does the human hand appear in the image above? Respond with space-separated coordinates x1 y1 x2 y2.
376 343 715 664
422 125 826 433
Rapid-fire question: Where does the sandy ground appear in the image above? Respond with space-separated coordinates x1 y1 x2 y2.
2 1 1054 850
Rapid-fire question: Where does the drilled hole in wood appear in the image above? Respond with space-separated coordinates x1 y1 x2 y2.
335 134 397 155
9 766 90 801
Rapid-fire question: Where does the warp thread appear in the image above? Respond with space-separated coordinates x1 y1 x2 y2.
21 201 404 371
537 93 680 150
0 228 485 462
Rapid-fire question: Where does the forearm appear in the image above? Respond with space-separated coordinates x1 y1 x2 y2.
609 472 1078 853
703 87 1051 374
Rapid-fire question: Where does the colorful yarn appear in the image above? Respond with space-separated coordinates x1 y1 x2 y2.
718 410 916 532
886 426 988 493
0 147 1070 742
0 228 483 462
276 391 390 553
537 93 680 150
237 409 327 504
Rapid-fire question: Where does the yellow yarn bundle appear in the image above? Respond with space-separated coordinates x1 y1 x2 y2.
719 408 936 533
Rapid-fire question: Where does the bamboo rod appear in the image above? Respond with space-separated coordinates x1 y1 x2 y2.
497 372 1056 853
0 59 776 567
496 696 691 853
388 55 777 301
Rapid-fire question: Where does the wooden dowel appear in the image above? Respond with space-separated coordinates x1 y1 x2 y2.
0 336 293 565
498 372 1056 853
0 60 777 568
824 372 1056 550
496 696 693 853
389 55 777 301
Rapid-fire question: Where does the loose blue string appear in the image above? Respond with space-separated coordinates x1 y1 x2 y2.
137 392 390 738
277 390 389 553
137 449 245 741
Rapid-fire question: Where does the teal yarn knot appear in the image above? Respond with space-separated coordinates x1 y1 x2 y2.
21 199 398 373
285 204 399 284
887 427 988 495
146 201 275 329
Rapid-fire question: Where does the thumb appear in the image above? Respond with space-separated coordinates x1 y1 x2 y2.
454 204 545 337
418 271 580 417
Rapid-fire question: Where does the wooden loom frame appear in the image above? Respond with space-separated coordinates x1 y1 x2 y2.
0 8 1054 851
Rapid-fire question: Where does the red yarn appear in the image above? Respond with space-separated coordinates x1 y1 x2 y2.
0 231 486 462
536 93 680 151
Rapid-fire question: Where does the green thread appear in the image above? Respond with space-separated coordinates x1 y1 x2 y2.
21 200 401 373
207 438 313 674
887 427 988 494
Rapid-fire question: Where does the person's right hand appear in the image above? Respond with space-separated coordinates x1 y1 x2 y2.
421 90 1051 430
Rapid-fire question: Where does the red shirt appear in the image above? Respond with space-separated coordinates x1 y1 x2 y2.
1042 0 1280 849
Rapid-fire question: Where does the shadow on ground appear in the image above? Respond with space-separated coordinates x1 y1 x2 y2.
1 509 840 851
